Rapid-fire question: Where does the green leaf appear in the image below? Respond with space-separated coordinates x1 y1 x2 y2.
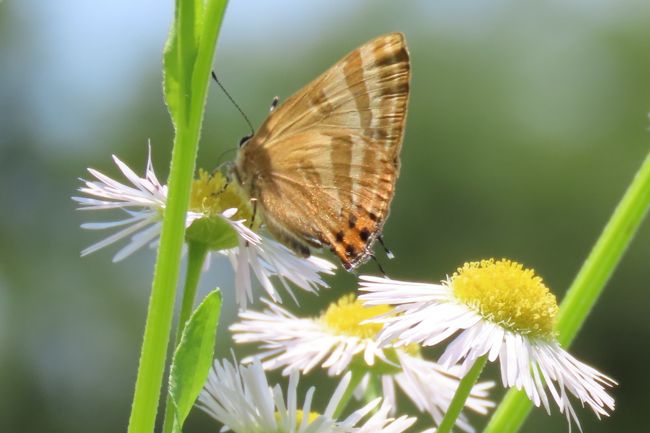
163 0 200 129
185 216 238 250
168 289 222 433
178 0 198 81
163 16 181 128
194 0 206 40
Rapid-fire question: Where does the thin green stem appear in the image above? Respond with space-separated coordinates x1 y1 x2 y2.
437 355 488 433
363 373 381 403
177 242 209 337
483 151 650 433
332 368 366 419
555 153 650 345
482 389 530 433
161 242 208 433
126 1 228 432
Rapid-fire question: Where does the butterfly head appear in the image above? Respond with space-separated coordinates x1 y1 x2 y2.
238 134 252 148
221 160 240 185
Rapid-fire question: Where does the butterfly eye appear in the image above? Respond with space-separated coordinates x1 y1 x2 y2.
239 135 252 147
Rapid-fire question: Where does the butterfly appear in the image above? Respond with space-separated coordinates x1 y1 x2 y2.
231 32 410 270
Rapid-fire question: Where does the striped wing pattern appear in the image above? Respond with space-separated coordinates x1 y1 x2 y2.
235 33 410 270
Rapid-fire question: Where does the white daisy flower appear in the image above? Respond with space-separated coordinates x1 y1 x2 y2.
231 295 494 432
198 358 416 433
73 149 334 307
359 259 616 430
72 148 184 262
220 232 335 309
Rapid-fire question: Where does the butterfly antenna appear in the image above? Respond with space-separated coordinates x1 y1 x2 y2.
213 148 238 171
370 254 387 277
377 235 395 260
211 71 255 137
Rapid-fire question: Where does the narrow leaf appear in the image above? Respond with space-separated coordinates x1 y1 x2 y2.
194 0 206 40
163 20 181 127
168 289 222 432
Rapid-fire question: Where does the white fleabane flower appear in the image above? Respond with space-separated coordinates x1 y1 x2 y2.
231 295 494 432
73 149 187 262
221 231 335 309
198 358 416 433
74 149 334 307
359 259 616 430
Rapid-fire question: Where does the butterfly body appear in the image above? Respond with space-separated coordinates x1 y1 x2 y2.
234 33 410 270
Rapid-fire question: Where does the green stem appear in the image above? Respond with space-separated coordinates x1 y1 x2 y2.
125 95 193 433
177 242 209 337
555 154 650 345
483 151 650 433
363 373 381 403
437 355 488 433
126 1 228 432
161 242 208 433
333 368 366 419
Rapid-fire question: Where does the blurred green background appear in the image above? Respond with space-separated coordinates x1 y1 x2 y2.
1 1 649 432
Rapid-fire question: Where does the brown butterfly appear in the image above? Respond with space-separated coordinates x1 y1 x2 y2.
231 32 410 270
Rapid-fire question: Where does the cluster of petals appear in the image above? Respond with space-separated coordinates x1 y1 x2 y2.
359 275 616 429
74 149 334 307
199 358 419 433
231 301 494 432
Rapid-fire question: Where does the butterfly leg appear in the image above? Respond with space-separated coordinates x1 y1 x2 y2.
249 198 258 229
369 254 387 277
377 235 395 260
240 199 258 249
209 173 229 198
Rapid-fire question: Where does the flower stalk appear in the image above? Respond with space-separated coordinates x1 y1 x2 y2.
177 242 209 338
363 373 381 404
126 1 228 433
332 367 366 419
436 355 488 433
484 150 650 433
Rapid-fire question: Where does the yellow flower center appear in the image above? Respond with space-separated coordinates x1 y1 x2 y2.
319 294 421 375
451 259 558 339
189 169 258 229
320 294 391 339
276 409 320 426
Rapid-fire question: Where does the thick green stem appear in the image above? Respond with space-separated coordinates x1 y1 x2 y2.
483 151 650 433
437 355 488 433
126 1 228 432
161 242 208 433
126 94 194 433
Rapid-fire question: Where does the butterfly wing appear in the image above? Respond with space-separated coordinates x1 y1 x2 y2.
236 32 410 269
